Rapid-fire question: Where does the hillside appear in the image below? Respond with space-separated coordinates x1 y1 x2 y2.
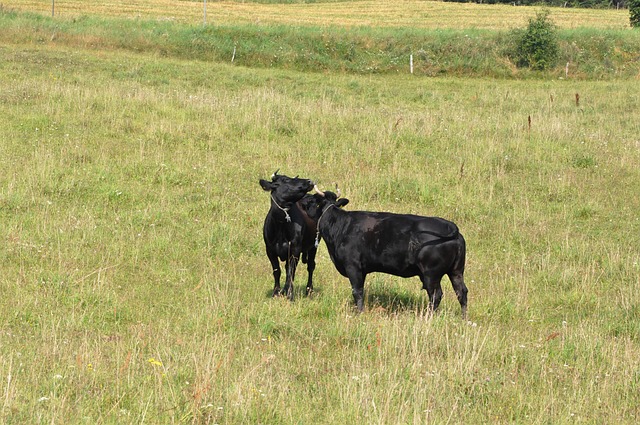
2 2 640 79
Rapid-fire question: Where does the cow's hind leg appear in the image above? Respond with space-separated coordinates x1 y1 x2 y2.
421 274 444 315
449 272 468 319
305 248 317 296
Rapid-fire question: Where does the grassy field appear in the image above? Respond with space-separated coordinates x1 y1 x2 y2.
2 1 640 424
8 0 631 30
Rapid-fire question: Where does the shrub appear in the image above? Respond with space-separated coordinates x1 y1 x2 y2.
511 10 559 70
631 0 640 28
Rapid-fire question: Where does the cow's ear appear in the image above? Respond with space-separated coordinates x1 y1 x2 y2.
259 179 275 191
336 198 349 208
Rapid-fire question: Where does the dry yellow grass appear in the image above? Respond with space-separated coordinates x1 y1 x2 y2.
10 0 631 30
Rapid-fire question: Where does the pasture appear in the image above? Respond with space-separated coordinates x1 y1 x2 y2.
1 1 640 423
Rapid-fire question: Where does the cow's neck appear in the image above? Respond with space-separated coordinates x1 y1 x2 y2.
270 195 292 222
315 204 336 247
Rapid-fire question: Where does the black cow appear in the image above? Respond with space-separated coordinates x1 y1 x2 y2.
259 171 318 300
303 188 468 317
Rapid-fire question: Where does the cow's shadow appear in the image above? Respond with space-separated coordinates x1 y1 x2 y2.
263 286 323 300
365 288 431 315
262 283 446 316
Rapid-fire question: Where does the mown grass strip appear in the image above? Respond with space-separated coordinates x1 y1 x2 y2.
7 0 631 30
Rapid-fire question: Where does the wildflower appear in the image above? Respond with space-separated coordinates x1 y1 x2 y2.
148 358 163 367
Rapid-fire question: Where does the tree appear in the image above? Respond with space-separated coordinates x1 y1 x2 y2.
512 10 559 71
631 0 640 28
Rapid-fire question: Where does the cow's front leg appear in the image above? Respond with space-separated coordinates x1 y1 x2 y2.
346 268 366 312
283 255 298 301
305 247 317 297
267 250 282 297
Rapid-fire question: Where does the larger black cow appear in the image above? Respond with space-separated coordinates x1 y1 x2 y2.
304 188 468 317
259 171 318 300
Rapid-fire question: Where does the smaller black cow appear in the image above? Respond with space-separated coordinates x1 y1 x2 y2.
259 171 318 300
303 188 468 317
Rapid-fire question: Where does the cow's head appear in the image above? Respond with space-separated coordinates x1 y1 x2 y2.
259 171 315 205
301 186 350 220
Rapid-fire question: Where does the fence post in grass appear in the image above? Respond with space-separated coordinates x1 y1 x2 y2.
410 54 414 74
203 0 207 25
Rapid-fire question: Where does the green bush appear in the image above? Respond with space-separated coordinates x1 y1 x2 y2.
631 0 640 28
511 10 559 70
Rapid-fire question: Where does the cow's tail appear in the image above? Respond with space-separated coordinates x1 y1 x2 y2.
451 232 466 272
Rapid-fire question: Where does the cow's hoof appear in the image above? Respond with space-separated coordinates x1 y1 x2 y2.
306 288 314 297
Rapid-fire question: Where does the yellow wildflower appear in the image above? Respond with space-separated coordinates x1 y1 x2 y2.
148 358 163 367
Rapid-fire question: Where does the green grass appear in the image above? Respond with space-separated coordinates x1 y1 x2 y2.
1 7 640 425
